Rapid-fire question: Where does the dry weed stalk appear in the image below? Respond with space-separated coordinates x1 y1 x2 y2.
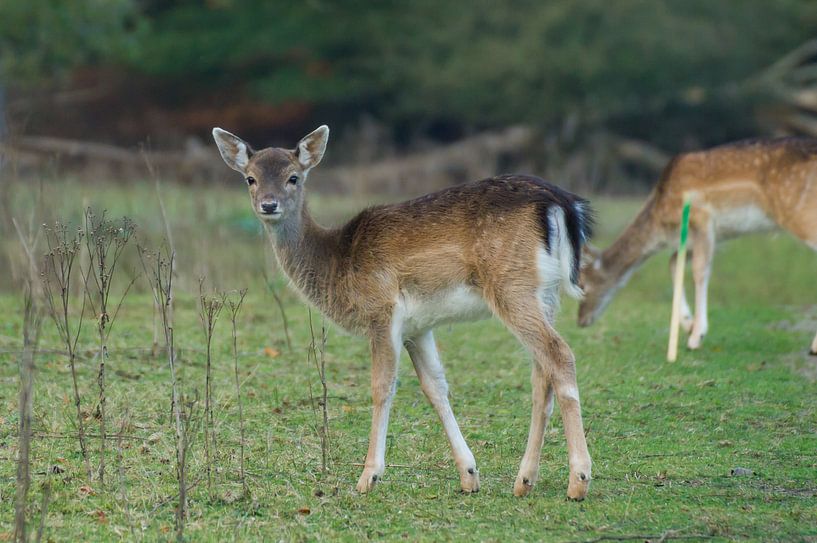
307 309 330 474
141 148 176 355
41 222 92 481
198 279 224 498
261 242 292 352
138 245 187 542
226 289 248 496
15 282 43 543
116 413 136 540
81 209 135 487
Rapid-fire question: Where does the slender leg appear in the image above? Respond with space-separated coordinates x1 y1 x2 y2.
404 331 480 492
356 322 401 493
488 287 592 500
670 251 694 333
809 241 817 355
688 227 715 350
513 362 554 497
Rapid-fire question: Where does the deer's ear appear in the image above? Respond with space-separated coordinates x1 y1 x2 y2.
296 125 329 171
212 128 253 173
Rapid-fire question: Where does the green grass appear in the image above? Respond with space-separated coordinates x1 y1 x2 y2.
1 181 816 541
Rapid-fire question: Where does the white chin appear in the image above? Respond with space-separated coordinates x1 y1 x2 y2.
259 212 283 222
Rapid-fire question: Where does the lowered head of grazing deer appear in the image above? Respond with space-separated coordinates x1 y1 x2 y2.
578 138 817 354
213 125 595 500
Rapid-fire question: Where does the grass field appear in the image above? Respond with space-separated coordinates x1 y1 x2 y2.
1 180 816 541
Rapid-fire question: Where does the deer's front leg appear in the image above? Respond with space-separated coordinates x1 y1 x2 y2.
356 322 401 493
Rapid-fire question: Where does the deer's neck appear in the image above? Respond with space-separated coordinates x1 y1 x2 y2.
600 194 668 286
265 205 342 315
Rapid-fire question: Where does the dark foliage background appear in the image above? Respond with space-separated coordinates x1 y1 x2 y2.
2 1 817 189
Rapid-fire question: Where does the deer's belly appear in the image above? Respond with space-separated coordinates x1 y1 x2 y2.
400 285 492 336
714 204 777 237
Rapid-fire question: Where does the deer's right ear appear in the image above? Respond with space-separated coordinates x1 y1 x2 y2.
212 128 253 173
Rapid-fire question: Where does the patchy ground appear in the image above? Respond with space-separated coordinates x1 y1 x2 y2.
1 183 816 541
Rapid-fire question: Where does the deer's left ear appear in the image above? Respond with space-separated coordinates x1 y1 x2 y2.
296 125 329 171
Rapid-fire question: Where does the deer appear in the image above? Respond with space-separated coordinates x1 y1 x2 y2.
212 125 594 499
578 137 817 355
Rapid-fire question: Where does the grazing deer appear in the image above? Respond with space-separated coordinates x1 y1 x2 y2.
578 138 817 354
212 125 594 499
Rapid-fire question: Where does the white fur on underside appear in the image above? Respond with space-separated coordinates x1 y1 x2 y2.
399 285 492 337
713 204 776 236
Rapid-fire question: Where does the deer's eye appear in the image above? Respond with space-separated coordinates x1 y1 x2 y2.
287 175 299 185
246 176 256 186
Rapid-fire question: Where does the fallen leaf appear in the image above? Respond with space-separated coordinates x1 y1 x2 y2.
91 510 107 524
160 525 171 534
264 347 281 358
79 485 95 496
297 507 311 515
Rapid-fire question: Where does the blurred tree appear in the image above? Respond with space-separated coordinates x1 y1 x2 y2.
120 0 817 146
2 0 816 151
0 0 141 82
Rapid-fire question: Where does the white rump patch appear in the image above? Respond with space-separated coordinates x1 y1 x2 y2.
542 206 584 300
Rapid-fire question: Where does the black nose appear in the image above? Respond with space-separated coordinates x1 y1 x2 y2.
260 201 279 214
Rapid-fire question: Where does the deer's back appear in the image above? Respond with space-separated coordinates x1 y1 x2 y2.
325 175 587 329
650 138 817 234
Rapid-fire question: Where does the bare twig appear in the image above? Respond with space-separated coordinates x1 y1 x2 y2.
116 413 136 540
41 222 92 481
138 245 187 542
261 243 292 352
226 288 249 497
15 281 43 543
307 309 330 474
83 209 135 487
198 278 224 499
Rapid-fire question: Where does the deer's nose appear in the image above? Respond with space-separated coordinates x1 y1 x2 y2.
259 200 279 215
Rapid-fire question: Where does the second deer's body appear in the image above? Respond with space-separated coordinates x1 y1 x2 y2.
579 137 817 354
213 126 593 499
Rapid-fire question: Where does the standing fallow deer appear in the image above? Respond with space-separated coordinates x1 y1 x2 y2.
578 138 817 354
212 125 594 499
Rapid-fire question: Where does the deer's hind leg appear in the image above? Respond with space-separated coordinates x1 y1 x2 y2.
513 361 555 497
487 284 592 500
687 222 715 350
670 251 694 333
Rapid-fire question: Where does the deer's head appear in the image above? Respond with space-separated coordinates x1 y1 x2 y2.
576 243 611 327
212 126 329 224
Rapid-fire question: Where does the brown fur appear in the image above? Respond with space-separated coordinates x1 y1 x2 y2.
213 126 594 499
579 137 817 354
